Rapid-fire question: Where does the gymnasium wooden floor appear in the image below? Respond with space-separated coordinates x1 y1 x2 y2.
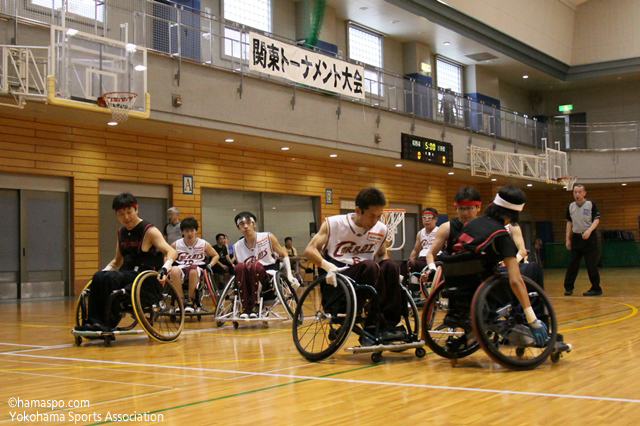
1 269 639 425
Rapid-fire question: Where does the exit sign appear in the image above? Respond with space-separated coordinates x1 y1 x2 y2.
558 104 573 112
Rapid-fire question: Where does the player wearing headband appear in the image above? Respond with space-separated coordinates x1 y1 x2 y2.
424 187 482 280
233 212 299 319
305 187 404 341
405 207 439 286
450 186 549 346
77 193 177 332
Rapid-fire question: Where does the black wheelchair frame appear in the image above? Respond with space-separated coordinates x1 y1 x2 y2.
292 273 426 363
421 262 569 371
72 270 185 347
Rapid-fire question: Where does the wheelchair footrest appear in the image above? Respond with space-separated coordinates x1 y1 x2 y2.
216 315 288 322
71 329 144 337
344 340 425 354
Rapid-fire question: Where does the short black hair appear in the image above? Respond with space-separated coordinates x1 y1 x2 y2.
454 186 481 203
284 237 292 243
180 217 198 232
112 193 137 211
484 185 526 225
422 207 438 216
234 211 257 227
215 233 225 241
355 187 386 212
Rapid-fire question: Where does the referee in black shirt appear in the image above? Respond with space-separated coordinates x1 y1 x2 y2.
564 184 601 296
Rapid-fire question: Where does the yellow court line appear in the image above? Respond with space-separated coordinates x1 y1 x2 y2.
0 322 58 328
559 301 638 333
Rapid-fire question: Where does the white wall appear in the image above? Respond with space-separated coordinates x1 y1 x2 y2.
444 0 575 64
499 80 533 116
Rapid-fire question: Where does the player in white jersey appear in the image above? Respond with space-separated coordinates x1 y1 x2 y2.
233 211 299 319
405 208 439 284
168 218 219 312
305 187 403 338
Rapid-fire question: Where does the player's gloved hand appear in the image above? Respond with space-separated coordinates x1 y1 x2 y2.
320 260 339 287
205 264 214 275
422 263 437 281
288 275 301 289
527 319 549 347
158 267 168 283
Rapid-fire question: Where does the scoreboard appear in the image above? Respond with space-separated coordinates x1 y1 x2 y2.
400 133 453 167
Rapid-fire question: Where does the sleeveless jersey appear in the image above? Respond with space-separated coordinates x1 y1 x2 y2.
118 220 163 272
418 226 439 258
174 238 207 266
234 232 277 267
323 214 388 270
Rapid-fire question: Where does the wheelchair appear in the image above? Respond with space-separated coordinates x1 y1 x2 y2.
292 273 426 363
421 257 570 371
173 265 219 322
72 270 185 347
214 265 299 329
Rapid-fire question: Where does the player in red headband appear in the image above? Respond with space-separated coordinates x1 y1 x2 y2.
424 187 482 279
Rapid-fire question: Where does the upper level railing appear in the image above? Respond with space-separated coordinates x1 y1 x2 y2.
1 0 637 153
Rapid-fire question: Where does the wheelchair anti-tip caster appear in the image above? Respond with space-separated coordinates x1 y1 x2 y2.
415 347 426 358
74 336 82 347
371 352 383 363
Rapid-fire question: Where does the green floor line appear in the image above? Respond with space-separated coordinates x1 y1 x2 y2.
88 363 377 425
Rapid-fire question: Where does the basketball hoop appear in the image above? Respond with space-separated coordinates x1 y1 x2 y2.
101 92 138 122
381 208 406 251
556 176 577 191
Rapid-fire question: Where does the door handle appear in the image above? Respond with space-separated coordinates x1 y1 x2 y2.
23 248 25 256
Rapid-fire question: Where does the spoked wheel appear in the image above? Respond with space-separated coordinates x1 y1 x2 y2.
75 280 92 328
392 284 420 349
214 278 237 327
471 274 557 371
131 271 184 342
292 274 357 361
421 281 479 360
197 267 219 315
273 272 301 322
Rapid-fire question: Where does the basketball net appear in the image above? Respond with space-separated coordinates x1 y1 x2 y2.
557 176 577 191
381 209 406 251
102 92 138 122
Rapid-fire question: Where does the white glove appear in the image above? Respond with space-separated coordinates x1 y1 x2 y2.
321 260 339 287
102 264 115 272
289 275 301 289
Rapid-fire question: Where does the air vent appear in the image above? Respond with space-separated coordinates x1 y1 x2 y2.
466 52 498 62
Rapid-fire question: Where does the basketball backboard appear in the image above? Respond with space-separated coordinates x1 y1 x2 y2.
49 25 149 119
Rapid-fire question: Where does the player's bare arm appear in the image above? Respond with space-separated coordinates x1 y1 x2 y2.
426 222 450 265
305 221 329 267
205 242 220 267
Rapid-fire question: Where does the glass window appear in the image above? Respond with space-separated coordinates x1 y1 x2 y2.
223 0 271 58
348 25 382 96
436 57 462 94
31 0 104 22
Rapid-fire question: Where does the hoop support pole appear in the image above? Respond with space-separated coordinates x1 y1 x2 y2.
46 75 150 119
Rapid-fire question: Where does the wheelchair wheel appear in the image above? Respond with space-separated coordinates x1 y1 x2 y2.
471 274 557 371
273 271 300 321
131 270 184 342
75 281 92 328
196 267 219 314
215 277 237 327
421 278 479 360
400 284 420 340
292 274 357 362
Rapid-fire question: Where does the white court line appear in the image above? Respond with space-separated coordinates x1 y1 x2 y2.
4 343 75 354
0 368 175 389
3 358 221 380
3 352 640 404
0 342 47 348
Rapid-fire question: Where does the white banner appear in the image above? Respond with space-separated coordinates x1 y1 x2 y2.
249 32 365 100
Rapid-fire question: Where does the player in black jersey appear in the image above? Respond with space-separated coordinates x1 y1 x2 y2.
423 186 482 280
449 186 549 346
76 193 177 332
